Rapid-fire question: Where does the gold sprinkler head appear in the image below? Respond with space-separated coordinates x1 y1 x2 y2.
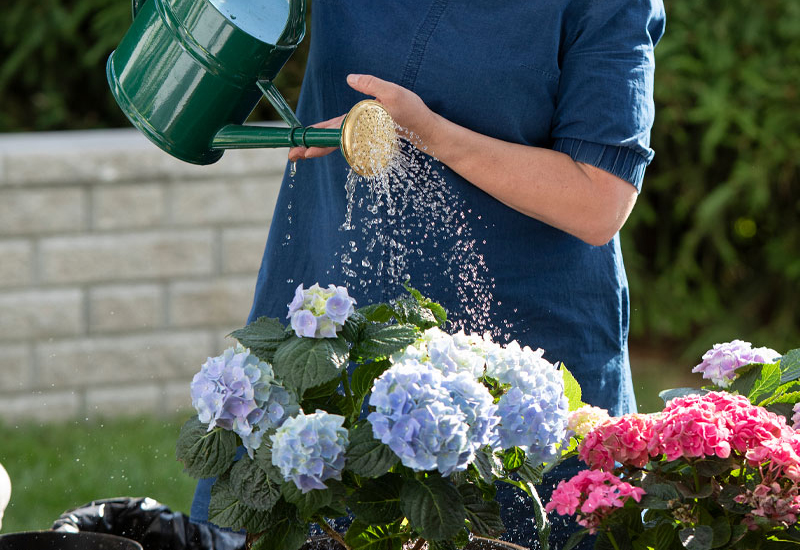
340 100 398 178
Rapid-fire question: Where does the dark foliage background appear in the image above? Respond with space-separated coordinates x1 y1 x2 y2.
1 0 798 360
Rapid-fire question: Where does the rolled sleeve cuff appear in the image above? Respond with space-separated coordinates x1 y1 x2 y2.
553 137 650 191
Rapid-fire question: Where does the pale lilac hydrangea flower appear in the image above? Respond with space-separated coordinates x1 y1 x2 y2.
568 405 611 438
368 360 497 475
792 403 800 431
692 340 780 388
270 410 348 493
190 346 299 457
287 283 356 338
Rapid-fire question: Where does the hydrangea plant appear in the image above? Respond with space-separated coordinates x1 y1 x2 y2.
547 341 800 550
176 285 585 550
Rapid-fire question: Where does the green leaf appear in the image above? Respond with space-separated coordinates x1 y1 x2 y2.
659 387 708 405
353 324 418 360
352 360 390 401
249 515 308 550
472 447 503 484
710 516 731 548
528 485 551 550
717 485 750 514
517 457 545 487
561 529 589 550
342 312 367 343
345 421 399 477
175 417 238 479
229 456 281 511
281 483 333 520
679 526 714 550
208 475 271 532
693 457 738 477
560 365 583 410
458 484 505 538
303 376 344 401
273 335 350 394
230 316 290 362
729 364 762 397
429 541 458 550
347 474 404 524
359 304 395 324
764 390 800 405
400 476 466 541
781 349 800 384
501 447 525 471
344 520 405 550
749 362 781 402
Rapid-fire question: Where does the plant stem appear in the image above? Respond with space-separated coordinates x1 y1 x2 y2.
606 530 622 550
341 370 357 418
410 538 428 550
316 517 353 550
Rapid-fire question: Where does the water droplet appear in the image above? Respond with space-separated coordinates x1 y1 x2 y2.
289 161 297 177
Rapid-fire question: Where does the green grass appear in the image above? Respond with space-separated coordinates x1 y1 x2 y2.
0 415 198 534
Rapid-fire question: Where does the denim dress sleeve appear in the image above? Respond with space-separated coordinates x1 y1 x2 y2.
551 0 666 191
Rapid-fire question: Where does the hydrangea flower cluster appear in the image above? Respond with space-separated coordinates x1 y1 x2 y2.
368 360 498 475
190 346 298 457
491 344 570 464
545 470 645 534
736 482 800 530
568 405 611 438
270 410 349 493
287 283 356 338
390 327 491 378
792 403 800 431
692 340 779 387
579 413 656 470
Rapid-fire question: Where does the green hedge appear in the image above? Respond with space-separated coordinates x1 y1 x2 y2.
1 0 798 355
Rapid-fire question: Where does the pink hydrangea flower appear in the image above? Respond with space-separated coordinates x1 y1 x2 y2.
546 470 645 534
746 436 800 483
649 397 731 461
735 481 800 529
579 413 656 470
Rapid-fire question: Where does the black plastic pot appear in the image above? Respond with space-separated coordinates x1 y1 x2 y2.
0 531 143 550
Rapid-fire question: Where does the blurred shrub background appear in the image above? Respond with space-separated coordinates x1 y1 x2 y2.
1 1 798 367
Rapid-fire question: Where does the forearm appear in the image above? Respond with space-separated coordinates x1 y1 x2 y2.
420 112 638 246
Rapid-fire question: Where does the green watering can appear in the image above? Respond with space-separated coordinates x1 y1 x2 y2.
107 0 396 176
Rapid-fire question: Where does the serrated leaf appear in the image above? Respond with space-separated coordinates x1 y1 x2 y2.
780 349 800 384
400 476 466 541
345 520 405 550
694 457 738 477
175 417 238 479
303 376 343 400
273 335 349 393
679 525 713 550
342 311 367 343
748 362 781 401
249 515 308 550
229 456 281 511
764 390 800 405
347 473 404 524
230 316 290 362
710 516 731 548
517 457 545 486
353 324 418 360
458 484 505 537
346 421 399 477
281 483 333 519
208 475 271 532
359 304 395 324
560 365 583 411
352 360 390 401
729 364 761 397
472 447 503 484
501 447 525 471
561 529 589 550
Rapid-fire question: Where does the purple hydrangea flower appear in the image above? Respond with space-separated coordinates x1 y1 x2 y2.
692 340 780 388
368 360 497 475
391 327 492 378
270 410 349 493
490 344 569 464
287 283 356 338
792 403 800 431
190 346 299 457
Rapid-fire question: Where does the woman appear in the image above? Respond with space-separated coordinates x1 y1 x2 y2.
192 1 666 547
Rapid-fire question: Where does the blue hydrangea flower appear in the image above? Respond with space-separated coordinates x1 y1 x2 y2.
287 283 356 338
692 340 780 388
391 327 491 378
493 358 569 465
190 346 299 457
270 410 349 493
368 360 496 475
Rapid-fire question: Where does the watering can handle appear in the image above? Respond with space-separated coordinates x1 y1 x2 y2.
258 80 303 128
132 0 147 19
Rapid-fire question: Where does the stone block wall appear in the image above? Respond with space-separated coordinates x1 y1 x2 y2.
0 129 288 423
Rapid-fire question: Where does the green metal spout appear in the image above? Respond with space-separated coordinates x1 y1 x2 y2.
212 126 341 150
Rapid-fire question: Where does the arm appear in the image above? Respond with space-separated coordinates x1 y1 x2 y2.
291 74 637 246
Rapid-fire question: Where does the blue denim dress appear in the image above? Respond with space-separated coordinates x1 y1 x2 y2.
192 1 666 548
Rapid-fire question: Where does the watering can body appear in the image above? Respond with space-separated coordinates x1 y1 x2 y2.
107 0 314 164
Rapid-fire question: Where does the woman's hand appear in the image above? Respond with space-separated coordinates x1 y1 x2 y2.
288 74 439 162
